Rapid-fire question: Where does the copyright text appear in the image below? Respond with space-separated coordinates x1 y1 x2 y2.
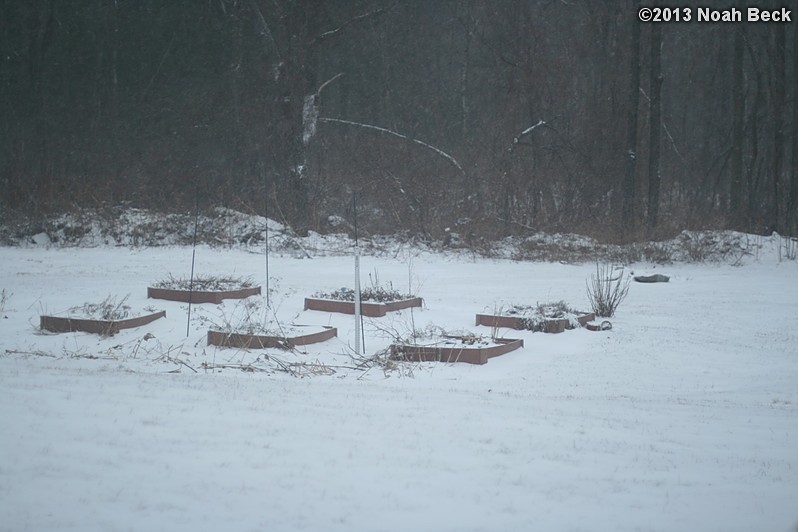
638 7 792 23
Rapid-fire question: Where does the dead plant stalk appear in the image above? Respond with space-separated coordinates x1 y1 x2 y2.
586 263 630 318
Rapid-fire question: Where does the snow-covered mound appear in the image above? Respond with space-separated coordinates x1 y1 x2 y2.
1 205 796 265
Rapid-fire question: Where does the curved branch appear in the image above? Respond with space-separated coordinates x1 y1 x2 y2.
513 119 546 145
316 72 344 98
319 117 464 174
312 1 400 46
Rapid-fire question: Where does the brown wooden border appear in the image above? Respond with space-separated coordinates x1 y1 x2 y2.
475 312 595 333
304 297 422 318
148 285 261 304
207 326 337 349
390 337 523 365
40 311 166 336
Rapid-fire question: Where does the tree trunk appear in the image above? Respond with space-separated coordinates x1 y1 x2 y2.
460 5 471 142
770 24 786 232
270 1 317 233
622 0 641 236
729 26 744 229
790 21 798 234
647 22 662 230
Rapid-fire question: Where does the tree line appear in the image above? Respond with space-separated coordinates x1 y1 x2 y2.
1 0 796 241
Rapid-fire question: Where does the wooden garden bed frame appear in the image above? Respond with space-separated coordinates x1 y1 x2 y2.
475 312 595 334
40 311 166 336
207 326 337 349
147 285 261 304
304 297 423 318
390 337 523 365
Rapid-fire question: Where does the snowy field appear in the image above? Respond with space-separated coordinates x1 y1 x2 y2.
1 239 797 531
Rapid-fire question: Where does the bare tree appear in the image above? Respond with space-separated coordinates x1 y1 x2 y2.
770 23 786 232
248 0 395 232
647 22 662 230
790 21 798 234
729 25 744 229
622 0 641 236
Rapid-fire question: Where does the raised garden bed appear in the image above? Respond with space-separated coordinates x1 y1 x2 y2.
40 295 166 336
390 336 523 365
149 285 261 304
207 325 337 349
305 285 422 318
148 274 260 304
304 296 423 318
476 302 594 334
40 310 166 336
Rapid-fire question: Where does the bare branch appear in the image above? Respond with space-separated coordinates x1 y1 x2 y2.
313 1 399 45
303 74 344 145
316 72 344 98
248 0 282 62
140 34 176 102
319 117 464 174
639 87 687 166
514 119 546 144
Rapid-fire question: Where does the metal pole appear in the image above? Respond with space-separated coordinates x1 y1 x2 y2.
186 188 199 337
353 192 362 355
263 169 270 308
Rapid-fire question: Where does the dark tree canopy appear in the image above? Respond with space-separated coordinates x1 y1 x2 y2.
1 0 796 240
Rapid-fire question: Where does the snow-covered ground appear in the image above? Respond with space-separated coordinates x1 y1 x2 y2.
1 237 797 531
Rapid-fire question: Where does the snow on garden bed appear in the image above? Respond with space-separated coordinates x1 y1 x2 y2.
196 296 339 351
39 295 165 336
148 274 261 304
476 301 594 333
305 285 422 317
390 333 523 365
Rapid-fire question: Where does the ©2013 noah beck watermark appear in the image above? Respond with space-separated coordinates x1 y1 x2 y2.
638 6 792 23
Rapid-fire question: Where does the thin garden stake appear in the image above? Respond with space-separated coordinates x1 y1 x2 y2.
353 192 364 355
263 170 270 308
186 189 200 337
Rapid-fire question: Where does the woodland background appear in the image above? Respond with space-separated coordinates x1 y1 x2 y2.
1 0 796 242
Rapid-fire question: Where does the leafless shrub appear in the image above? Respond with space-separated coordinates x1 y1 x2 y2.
509 234 644 264
779 236 797 262
204 290 301 352
0 288 11 313
210 297 276 335
313 270 414 302
352 347 418 378
71 294 132 321
586 263 630 318
359 320 469 377
680 232 713 262
640 242 673 264
368 317 442 346
679 231 751 264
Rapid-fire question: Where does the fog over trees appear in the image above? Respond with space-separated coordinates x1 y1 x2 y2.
1 0 796 241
